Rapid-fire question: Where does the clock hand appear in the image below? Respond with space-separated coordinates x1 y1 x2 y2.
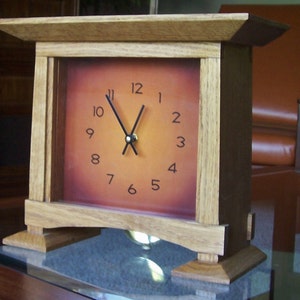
105 94 128 136
122 104 145 155
105 94 138 155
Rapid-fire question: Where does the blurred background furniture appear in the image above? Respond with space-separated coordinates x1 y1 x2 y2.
220 5 300 250
0 0 79 199
221 5 300 169
0 0 79 241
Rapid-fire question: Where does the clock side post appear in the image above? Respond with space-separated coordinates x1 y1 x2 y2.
3 55 50 248
196 55 221 264
219 43 253 256
29 56 48 202
172 43 266 284
3 54 100 252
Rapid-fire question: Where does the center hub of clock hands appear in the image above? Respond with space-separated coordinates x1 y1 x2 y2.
105 94 145 155
125 133 138 143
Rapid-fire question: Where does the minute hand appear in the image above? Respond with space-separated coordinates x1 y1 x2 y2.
105 94 138 155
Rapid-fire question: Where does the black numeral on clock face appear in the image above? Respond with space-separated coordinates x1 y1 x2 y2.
151 179 160 191
172 112 181 123
131 82 143 94
93 106 104 118
107 89 114 101
158 92 162 103
128 184 137 195
86 128 94 139
107 173 114 184
176 136 185 148
91 153 100 165
168 163 177 173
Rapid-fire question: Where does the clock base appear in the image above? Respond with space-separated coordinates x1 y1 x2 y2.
172 245 266 284
3 227 100 252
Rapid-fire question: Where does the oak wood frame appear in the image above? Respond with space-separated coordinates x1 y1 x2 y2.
29 42 227 253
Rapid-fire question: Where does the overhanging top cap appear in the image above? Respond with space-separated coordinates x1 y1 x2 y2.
0 13 288 46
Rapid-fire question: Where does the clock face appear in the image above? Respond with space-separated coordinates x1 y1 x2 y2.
62 57 200 219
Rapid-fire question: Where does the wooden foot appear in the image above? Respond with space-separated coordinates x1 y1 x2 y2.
172 245 266 284
3 227 100 252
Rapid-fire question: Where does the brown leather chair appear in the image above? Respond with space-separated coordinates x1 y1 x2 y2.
221 5 300 169
252 106 299 167
221 5 300 246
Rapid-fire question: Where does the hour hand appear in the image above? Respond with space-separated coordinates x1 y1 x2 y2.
122 104 145 155
105 94 138 155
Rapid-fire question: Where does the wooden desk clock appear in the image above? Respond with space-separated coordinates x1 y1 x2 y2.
0 14 287 284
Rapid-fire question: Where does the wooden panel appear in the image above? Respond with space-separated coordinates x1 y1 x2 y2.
24 199 227 255
0 196 25 240
0 0 79 201
36 41 221 58
0 0 79 113
219 43 252 256
45 58 56 202
172 245 266 284
0 46 35 76
0 77 33 114
0 0 79 17
196 56 221 226
27 0 79 17
0 166 29 197
47 58 67 201
0 34 34 115
0 14 287 45
29 57 48 200
3 227 100 252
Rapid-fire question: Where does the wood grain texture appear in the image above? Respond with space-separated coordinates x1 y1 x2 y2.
3 227 100 252
247 213 255 241
29 56 48 201
219 43 253 256
0 196 25 241
36 42 221 58
50 58 67 201
0 14 288 45
195 57 222 264
172 245 266 284
196 57 221 226
24 199 227 255
45 57 55 202
0 166 29 197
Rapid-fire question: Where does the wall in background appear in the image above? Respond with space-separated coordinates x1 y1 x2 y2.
79 0 300 15
158 0 300 13
0 0 79 197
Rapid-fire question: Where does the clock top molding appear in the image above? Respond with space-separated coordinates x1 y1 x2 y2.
0 13 288 45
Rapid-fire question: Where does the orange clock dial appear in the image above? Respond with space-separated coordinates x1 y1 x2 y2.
62 57 200 219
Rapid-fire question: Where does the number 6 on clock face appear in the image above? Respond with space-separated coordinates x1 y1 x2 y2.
63 57 200 219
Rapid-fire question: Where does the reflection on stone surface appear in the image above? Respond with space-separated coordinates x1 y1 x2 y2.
125 231 160 250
